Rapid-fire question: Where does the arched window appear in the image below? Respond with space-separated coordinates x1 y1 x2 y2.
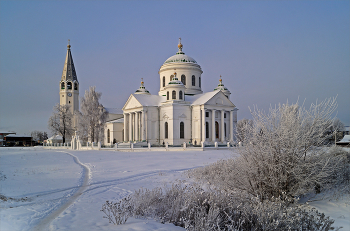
181 75 186 85
67 82 72 89
74 82 78 90
206 122 209 139
199 77 201 87
107 129 110 143
170 75 174 82
215 121 219 139
179 91 183 100
61 82 65 89
167 91 169 100
163 76 165 87
180 122 184 139
165 122 168 139
192 75 195 86
172 90 176 99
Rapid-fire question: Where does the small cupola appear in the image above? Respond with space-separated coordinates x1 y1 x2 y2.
164 72 186 101
214 75 231 99
135 78 151 95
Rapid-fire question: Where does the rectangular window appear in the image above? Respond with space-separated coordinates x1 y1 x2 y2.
224 113 226 118
206 112 209 117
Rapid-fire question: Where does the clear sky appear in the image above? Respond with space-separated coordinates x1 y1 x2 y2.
0 0 349 136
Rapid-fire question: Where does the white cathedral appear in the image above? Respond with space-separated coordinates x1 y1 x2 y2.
59 39 238 146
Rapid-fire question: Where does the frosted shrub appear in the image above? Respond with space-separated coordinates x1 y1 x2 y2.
102 183 335 230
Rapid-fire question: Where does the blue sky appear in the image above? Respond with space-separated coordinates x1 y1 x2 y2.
0 0 349 135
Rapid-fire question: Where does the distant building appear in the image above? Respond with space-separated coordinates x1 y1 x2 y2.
0 131 16 146
4 134 33 146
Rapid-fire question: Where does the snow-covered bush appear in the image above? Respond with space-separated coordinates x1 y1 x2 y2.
191 98 349 200
102 182 336 230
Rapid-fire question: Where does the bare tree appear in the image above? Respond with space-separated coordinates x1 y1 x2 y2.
79 86 108 143
48 104 73 143
31 131 48 143
329 118 345 142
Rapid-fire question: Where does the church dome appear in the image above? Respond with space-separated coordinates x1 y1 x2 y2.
135 78 151 95
214 76 231 99
159 38 203 96
163 53 197 64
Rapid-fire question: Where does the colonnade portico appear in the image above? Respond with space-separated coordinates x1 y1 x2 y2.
124 110 146 142
200 107 236 144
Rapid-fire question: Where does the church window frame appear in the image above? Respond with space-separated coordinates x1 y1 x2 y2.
215 121 219 139
74 82 78 90
61 82 65 89
180 122 184 139
172 90 176 100
163 76 165 87
179 90 183 100
224 123 227 137
224 113 226 118
165 122 168 139
170 75 174 82
206 112 209 117
206 122 209 139
192 75 195 86
67 82 72 90
167 91 169 100
199 77 201 87
107 129 110 143
181 75 186 85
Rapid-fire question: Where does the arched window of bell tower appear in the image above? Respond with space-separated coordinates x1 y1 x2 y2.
74 83 78 90
163 76 165 87
167 91 169 100
61 82 65 89
67 82 72 90
179 90 183 100
181 75 186 85
192 75 195 86
172 90 176 99
199 77 201 87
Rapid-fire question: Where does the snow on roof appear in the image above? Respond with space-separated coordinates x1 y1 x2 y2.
133 94 165 106
0 131 16 134
187 91 219 105
107 118 124 123
48 135 63 140
105 108 123 115
5 134 31 138
338 135 350 143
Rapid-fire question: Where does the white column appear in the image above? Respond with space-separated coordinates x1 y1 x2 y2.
221 110 225 142
129 113 132 141
212 109 216 142
123 113 127 142
142 110 145 141
135 112 139 141
201 108 206 142
230 110 234 142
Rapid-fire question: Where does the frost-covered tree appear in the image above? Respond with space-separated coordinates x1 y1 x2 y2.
48 104 73 143
79 86 108 143
236 118 253 142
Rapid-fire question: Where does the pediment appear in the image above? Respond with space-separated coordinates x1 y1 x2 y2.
206 91 235 107
179 114 187 118
123 94 142 110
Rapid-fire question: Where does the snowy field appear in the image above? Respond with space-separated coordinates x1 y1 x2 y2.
0 147 349 231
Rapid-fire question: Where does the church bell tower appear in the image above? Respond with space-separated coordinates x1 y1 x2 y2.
59 40 79 114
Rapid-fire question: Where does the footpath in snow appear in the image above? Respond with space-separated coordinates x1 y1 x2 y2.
0 147 349 231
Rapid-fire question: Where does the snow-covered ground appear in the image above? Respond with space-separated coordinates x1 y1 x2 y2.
0 147 349 231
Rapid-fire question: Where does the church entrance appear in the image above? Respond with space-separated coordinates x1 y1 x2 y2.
215 121 219 139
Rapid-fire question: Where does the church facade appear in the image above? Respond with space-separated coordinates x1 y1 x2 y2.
120 39 238 146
